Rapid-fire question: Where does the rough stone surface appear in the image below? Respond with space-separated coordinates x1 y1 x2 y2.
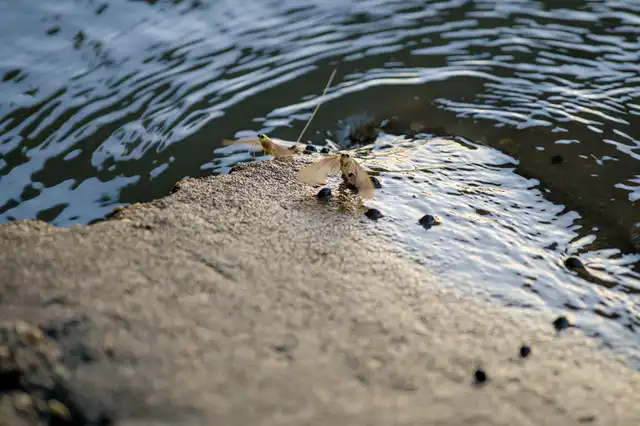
1 157 639 425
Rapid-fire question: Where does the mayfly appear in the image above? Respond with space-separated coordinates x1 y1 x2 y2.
298 153 374 199
222 133 299 158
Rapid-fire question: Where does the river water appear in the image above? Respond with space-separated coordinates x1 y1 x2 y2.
0 0 639 363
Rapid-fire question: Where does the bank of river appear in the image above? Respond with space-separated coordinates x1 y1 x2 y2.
1 157 639 425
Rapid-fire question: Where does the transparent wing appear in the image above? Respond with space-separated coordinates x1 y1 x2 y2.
222 139 259 147
298 156 341 185
271 142 296 157
349 160 375 199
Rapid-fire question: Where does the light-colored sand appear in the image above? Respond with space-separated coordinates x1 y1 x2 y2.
1 156 639 425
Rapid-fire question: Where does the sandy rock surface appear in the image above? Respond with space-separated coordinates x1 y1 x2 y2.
1 156 639 425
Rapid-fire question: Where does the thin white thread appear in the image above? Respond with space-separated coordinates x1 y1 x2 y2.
296 68 337 144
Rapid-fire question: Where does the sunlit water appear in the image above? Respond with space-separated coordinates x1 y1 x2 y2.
0 0 639 362
362 134 640 365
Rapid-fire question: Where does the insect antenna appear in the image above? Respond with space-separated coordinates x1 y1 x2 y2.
296 68 338 144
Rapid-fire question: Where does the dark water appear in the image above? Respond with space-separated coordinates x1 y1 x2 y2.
0 0 639 360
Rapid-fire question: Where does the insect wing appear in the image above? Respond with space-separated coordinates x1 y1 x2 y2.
298 156 341 185
270 142 296 157
349 161 375 199
222 139 259 147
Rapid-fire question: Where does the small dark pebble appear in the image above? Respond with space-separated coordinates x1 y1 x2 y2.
474 369 487 384
316 188 332 201
365 208 383 221
320 147 330 154
419 214 436 229
564 257 585 270
553 315 573 331
305 145 318 152
551 155 564 165
370 176 382 189
519 345 531 358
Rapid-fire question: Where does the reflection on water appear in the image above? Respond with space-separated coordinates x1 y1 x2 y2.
358 134 640 364
0 0 639 361
1 0 638 224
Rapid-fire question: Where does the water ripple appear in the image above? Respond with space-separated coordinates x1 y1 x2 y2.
362 134 640 362
0 0 634 224
0 0 639 360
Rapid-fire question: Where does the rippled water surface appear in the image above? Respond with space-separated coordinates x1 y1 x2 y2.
360 134 640 364
0 0 639 360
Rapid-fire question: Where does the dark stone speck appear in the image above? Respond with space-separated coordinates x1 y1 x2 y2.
320 147 330 154
316 188 332 201
519 345 531 358
553 315 573 331
419 214 436 229
305 145 318 152
365 208 383 221
474 369 487 385
564 257 585 270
